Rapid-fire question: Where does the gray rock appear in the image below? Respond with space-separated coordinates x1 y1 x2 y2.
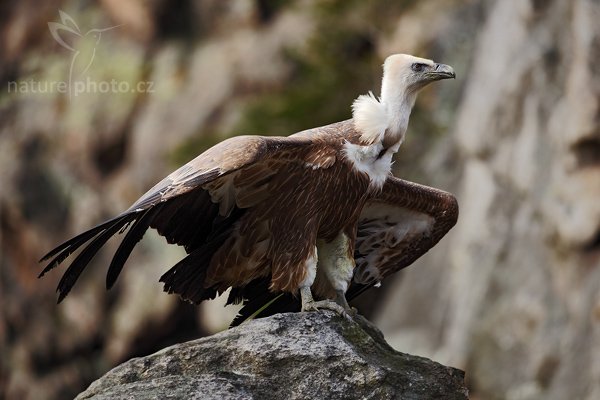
77 311 468 400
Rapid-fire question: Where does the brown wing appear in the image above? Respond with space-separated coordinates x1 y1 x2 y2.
39 134 328 303
128 135 315 212
347 176 458 299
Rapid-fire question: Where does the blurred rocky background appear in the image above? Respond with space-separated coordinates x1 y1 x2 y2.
1 0 599 399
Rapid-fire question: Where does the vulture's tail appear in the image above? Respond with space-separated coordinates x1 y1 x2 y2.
227 277 300 327
158 236 222 304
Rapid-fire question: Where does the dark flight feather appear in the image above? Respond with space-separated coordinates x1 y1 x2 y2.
56 217 136 302
159 206 244 304
39 213 136 278
106 207 159 290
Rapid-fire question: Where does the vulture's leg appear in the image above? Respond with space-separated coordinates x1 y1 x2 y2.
299 245 348 315
298 246 331 312
299 286 315 310
316 233 356 313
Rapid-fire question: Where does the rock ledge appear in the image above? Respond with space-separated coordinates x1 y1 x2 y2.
77 311 468 399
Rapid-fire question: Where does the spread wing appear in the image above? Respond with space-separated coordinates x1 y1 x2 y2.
39 134 324 302
229 176 458 326
347 176 458 298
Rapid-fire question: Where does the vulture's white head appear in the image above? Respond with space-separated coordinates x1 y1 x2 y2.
352 54 455 148
381 54 455 97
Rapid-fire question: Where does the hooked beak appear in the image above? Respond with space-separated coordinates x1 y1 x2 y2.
427 63 456 80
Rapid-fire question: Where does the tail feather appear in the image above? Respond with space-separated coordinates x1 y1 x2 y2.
106 208 158 290
56 217 134 302
230 291 299 327
226 276 270 306
159 247 217 303
228 277 300 327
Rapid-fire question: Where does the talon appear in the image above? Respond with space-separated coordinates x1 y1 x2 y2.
299 287 355 319
334 289 354 313
303 299 348 315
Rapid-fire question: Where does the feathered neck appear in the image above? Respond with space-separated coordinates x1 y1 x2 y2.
351 78 417 147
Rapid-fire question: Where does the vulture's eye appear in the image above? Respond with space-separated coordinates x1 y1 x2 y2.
411 63 427 72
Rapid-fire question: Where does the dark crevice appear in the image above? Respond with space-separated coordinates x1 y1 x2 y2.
31 334 104 375
582 227 600 253
93 133 128 177
590 35 600 78
120 301 205 363
29 332 105 400
531 0 553 13
571 136 600 169
542 45 561 81
256 0 294 24
535 356 560 388
340 32 375 59
16 136 70 231
155 0 199 40
0 62 19 89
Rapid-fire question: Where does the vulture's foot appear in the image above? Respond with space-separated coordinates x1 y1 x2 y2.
300 287 353 318
303 299 349 316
